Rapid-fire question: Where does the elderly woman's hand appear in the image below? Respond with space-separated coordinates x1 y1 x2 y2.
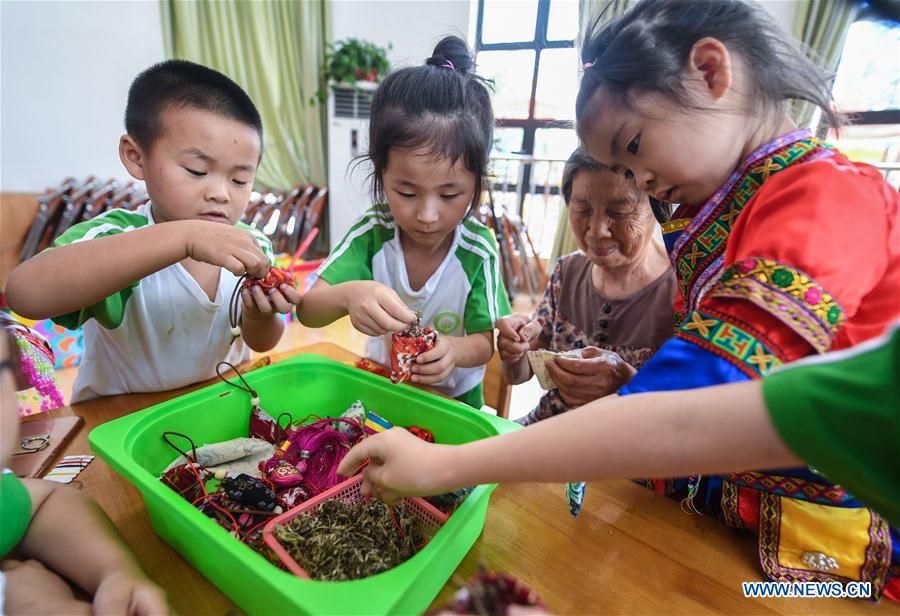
546 347 637 407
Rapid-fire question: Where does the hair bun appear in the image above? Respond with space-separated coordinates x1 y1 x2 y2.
425 54 451 68
426 36 473 74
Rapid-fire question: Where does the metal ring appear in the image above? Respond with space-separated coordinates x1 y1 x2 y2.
20 435 50 452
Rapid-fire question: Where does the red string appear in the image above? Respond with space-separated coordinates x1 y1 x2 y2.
163 431 248 539
186 471 276 544
183 461 242 536
191 491 210 508
241 516 276 542
389 506 406 539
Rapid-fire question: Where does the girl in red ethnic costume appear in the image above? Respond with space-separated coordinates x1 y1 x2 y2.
570 0 899 599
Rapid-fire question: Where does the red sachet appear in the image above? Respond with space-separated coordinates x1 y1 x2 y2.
446 571 546 615
390 327 437 384
249 406 292 444
243 266 294 292
277 483 314 509
355 358 392 380
160 463 209 502
266 460 307 489
407 426 435 443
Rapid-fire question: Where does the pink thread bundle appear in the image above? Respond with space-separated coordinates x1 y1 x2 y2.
2 315 65 415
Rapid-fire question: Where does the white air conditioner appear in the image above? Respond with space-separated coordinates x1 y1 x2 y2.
327 83 376 250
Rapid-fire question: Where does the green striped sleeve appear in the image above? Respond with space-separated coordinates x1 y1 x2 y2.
53 208 149 247
237 222 276 265
316 205 396 285
457 218 512 334
50 209 150 330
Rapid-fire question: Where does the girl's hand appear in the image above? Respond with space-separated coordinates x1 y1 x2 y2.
242 283 303 320
496 314 541 363
180 220 270 278
336 428 455 504
344 281 417 336
546 346 637 407
93 569 170 616
411 335 455 384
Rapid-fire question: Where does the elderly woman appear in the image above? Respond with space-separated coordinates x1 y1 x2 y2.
497 149 675 425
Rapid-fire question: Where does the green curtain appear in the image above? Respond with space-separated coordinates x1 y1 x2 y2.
160 0 330 190
790 0 859 128
549 0 635 263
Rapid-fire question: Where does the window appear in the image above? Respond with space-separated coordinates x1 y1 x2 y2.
829 14 900 187
476 0 579 256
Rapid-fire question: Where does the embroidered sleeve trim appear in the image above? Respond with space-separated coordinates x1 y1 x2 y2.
711 257 846 354
672 138 833 318
721 481 745 530
724 471 853 505
675 309 783 378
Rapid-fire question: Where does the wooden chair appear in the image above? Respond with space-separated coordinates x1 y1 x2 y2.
482 350 512 419
106 182 137 211
19 177 77 261
295 186 328 258
275 184 316 254
37 177 105 254
271 184 312 253
74 179 117 226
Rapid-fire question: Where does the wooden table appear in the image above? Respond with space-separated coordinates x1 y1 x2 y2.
46 342 887 615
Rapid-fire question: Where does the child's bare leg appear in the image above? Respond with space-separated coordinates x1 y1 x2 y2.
2 559 92 615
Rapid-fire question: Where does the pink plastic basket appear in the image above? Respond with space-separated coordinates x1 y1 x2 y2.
263 475 449 579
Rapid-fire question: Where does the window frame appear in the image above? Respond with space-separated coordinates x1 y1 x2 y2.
476 0 576 210
834 7 900 126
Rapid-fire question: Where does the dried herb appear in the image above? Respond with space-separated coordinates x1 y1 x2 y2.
274 499 425 581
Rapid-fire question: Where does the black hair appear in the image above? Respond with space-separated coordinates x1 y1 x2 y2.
125 59 263 152
366 36 494 209
562 148 670 223
576 0 841 139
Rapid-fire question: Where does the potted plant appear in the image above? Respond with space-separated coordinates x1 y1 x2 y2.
314 38 391 103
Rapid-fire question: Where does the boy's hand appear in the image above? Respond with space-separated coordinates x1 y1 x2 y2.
242 283 303 320
180 220 269 278
336 428 453 504
93 569 169 616
344 281 416 336
546 346 636 407
496 314 541 363
411 335 455 384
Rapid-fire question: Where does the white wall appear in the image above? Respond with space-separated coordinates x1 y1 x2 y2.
0 0 797 197
1 1 164 192
330 0 472 70
758 0 799 33
326 0 473 248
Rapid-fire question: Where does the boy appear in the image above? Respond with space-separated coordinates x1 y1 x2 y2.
5 60 300 402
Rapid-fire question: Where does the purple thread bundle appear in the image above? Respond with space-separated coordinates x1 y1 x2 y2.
261 417 361 495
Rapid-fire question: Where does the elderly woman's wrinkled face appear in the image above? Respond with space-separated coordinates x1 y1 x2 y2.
568 168 657 270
